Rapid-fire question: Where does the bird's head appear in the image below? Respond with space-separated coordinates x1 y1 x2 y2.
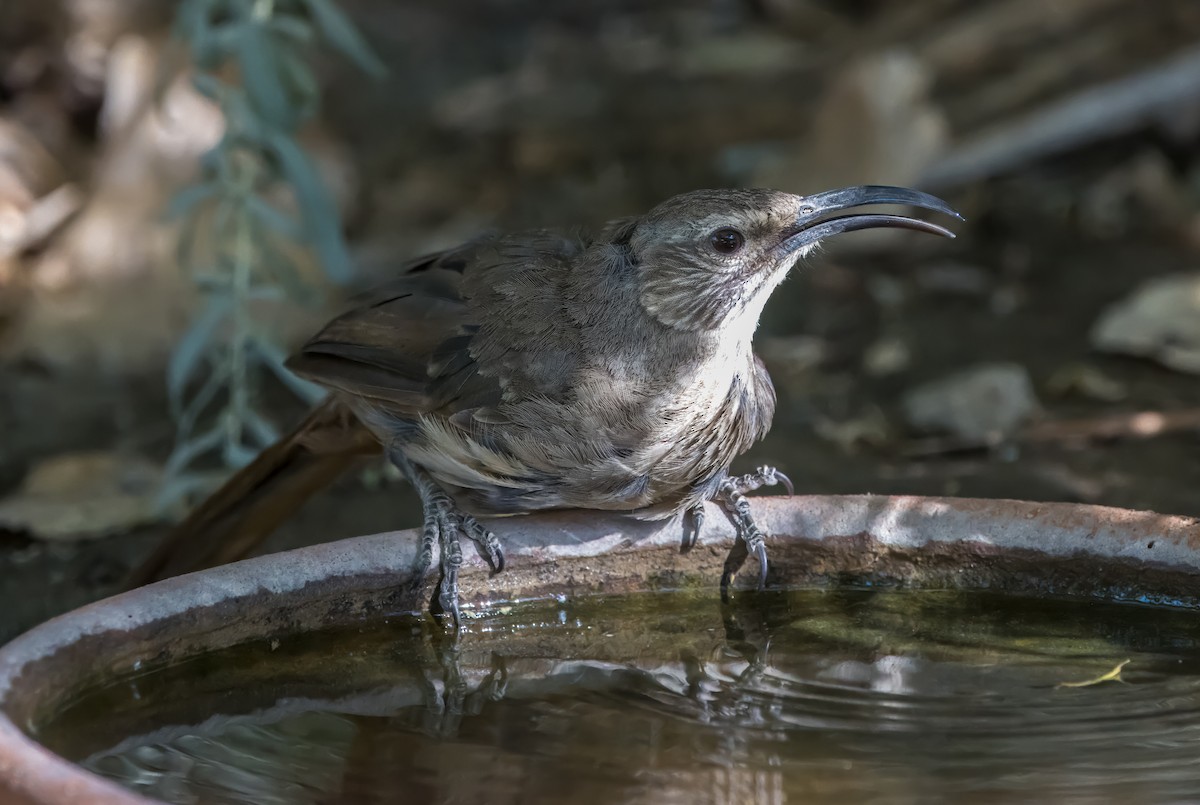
624 186 961 335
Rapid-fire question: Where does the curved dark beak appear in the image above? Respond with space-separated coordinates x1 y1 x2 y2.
780 185 963 254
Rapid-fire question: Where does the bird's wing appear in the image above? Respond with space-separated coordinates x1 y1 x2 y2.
286 233 587 423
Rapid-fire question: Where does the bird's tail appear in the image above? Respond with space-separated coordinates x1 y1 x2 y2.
125 398 380 588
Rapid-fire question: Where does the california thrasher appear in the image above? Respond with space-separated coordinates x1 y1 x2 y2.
129 186 960 623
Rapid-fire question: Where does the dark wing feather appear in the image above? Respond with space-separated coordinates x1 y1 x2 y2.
287 232 590 429
285 248 500 419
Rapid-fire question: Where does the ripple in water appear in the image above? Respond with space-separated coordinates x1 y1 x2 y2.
34 588 1200 804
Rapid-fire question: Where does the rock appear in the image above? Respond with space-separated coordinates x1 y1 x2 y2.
0 451 165 540
1045 363 1128 402
813 407 894 453
863 336 911 377
1090 273 1200 374
902 363 1040 442
1078 150 1191 238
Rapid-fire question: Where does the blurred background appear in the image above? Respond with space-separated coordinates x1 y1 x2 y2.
1 0 1199 640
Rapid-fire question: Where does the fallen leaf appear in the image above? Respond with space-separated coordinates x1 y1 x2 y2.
1056 659 1131 689
0 451 166 540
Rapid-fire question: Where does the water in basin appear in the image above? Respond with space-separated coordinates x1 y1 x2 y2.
33 588 1200 804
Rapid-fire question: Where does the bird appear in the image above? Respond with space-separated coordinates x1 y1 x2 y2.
128 185 961 624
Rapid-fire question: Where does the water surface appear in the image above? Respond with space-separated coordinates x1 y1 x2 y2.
35 588 1200 804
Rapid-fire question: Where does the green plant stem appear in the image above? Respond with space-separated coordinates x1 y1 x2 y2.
226 197 254 461
163 0 383 490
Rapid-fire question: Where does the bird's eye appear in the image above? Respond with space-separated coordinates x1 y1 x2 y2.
709 228 745 254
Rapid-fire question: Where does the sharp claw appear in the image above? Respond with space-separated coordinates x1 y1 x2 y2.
755 542 768 590
479 534 504 575
437 575 462 629
776 470 794 497
460 516 505 575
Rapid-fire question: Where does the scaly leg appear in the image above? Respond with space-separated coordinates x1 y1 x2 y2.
388 449 504 626
712 466 793 599
682 505 704 550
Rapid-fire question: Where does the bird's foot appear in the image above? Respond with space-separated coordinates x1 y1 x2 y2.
685 466 791 550
714 465 790 599
390 450 504 628
724 465 794 498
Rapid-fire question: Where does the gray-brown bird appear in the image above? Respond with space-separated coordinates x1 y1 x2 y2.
129 186 960 622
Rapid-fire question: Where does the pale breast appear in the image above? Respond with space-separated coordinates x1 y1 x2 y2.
387 345 774 519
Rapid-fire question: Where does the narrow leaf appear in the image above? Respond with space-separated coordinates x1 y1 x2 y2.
167 182 219 220
256 237 319 304
269 14 316 43
265 131 353 283
1057 659 1131 689
168 297 232 414
178 360 231 438
175 214 204 269
174 0 217 68
277 47 320 119
236 21 293 127
243 407 282 448
247 285 287 301
173 0 208 41
192 272 234 292
191 73 226 101
222 438 260 468
301 0 387 78
164 425 225 477
246 195 302 238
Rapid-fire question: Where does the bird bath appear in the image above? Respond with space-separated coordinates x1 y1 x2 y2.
2 494 1200 804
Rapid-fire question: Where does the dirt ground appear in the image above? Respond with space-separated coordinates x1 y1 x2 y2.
1 0 1199 643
